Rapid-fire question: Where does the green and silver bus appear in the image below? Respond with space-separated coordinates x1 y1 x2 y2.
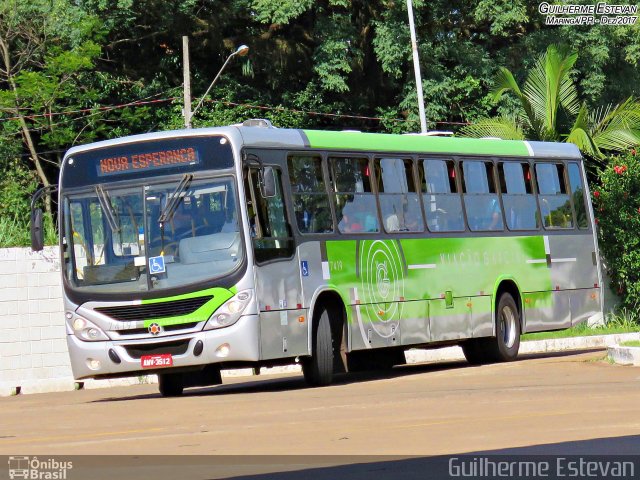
31 119 602 396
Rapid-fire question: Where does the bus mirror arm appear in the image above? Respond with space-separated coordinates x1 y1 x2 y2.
30 184 58 252
242 153 276 198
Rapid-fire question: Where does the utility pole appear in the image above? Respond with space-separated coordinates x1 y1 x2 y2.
182 36 192 129
407 0 427 133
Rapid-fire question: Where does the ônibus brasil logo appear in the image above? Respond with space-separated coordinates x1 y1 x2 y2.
8 456 73 480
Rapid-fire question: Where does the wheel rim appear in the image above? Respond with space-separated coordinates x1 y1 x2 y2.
501 305 517 348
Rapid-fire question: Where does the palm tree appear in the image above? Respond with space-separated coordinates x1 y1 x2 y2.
461 44 640 159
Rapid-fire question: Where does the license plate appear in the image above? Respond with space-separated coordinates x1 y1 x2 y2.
141 354 173 368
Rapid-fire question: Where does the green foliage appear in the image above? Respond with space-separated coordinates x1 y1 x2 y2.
251 0 314 24
0 0 106 183
0 160 37 221
461 45 640 158
473 0 529 36
313 14 357 93
1 0 640 249
606 307 639 328
593 152 640 312
0 213 57 248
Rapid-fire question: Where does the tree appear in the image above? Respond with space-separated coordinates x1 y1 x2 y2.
460 44 640 159
593 152 640 314
0 0 103 212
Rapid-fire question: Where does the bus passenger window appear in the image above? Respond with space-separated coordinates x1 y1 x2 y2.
498 162 538 230
535 163 573 229
420 159 465 232
287 155 333 234
375 158 424 233
461 161 503 232
568 163 589 229
329 157 379 234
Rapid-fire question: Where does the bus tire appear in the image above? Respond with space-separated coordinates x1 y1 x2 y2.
461 339 488 365
488 292 521 362
348 349 405 372
302 308 334 387
158 373 184 397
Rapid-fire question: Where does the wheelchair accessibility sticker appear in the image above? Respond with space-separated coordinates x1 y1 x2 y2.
149 255 166 274
301 260 309 277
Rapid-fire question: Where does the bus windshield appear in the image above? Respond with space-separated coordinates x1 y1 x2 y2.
64 176 242 293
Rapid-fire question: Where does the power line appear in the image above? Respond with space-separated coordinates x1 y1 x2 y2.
2 96 474 166
0 90 179 142
0 96 177 123
1 94 470 128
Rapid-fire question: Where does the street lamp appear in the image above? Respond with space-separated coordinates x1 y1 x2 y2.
188 44 250 128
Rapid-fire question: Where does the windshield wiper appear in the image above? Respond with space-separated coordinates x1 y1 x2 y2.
95 185 121 234
158 174 193 227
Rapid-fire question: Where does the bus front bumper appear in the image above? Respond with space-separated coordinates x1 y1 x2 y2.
67 314 261 380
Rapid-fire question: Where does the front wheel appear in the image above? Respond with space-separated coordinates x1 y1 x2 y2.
302 308 334 386
158 372 184 397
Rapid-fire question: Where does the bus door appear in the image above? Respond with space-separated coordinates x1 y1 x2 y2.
243 166 308 360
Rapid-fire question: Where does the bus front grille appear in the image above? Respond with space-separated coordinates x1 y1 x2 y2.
95 296 213 322
123 339 191 359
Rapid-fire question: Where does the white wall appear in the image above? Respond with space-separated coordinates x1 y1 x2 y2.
0 247 144 396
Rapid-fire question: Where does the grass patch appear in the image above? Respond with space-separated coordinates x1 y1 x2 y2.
585 353 608 363
0 214 57 248
620 340 640 347
522 310 639 341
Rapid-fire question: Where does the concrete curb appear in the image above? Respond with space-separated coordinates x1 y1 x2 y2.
218 332 640 377
405 331 640 364
2 332 639 396
608 344 640 366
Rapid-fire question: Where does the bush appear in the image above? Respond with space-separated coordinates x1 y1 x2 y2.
0 214 57 248
593 151 640 312
0 161 37 221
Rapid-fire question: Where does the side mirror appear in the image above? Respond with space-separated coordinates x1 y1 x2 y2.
31 208 44 251
260 167 276 198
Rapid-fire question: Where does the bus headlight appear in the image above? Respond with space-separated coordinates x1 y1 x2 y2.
68 316 109 342
204 290 253 330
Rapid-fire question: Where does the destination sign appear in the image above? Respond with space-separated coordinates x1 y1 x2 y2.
96 147 200 177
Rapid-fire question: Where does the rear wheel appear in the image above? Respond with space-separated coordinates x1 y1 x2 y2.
462 292 521 364
461 339 487 365
302 308 334 386
491 292 521 361
158 373 184 397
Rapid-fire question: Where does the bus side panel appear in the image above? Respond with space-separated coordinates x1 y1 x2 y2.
255 259 307 360
547 234 599 289
325 239 404 351
568 289 601 326
523 291 571 332
470 295 493 338
399 299 430 346
522 233 600 332
258 309 308 360
428 295 491 342
429 298 471 342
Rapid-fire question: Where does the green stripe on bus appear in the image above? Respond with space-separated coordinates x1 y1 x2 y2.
302 130 530 157
324 235 553 325
141 286 235 327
